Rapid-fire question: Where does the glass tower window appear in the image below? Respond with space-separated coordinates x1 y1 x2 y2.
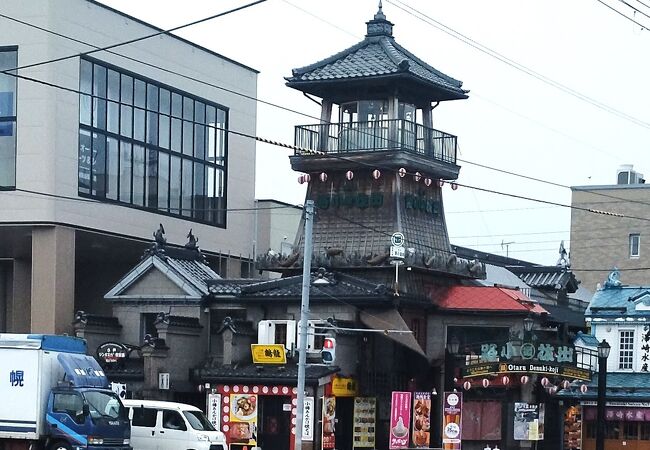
78 58 228 227
0 48 17 189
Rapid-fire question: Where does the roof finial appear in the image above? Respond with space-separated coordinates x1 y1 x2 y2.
375 0 386 20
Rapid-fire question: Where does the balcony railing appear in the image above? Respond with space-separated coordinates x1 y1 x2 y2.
294 119 457 165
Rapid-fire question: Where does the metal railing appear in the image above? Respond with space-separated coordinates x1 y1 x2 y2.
294 119 457 165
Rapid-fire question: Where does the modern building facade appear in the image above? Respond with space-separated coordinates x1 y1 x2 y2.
0 0 258 335
571 165 649 292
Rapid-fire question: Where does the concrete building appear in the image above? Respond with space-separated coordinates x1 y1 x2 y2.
571 165 650 292
0 0 258 335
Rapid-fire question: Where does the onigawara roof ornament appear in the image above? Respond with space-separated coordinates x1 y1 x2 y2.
185 228 199 250
556 241 570 268
153 224 166 248
604 267 622 289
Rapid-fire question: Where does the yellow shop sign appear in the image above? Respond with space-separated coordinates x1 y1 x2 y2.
251 344 287 364
332 376 357 397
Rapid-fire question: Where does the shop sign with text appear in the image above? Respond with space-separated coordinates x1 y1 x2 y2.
353 397 376 448
390 391 411 449
251 344 286 364
331 376 357 397
462 361 591 381
442 392 462 450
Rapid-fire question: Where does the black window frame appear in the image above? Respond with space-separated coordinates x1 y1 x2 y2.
0 46 18 191
77 56 229 227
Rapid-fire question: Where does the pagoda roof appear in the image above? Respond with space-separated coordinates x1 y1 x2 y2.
285 5 468 103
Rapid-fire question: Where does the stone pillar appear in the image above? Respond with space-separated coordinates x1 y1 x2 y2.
31 226 75 334
141 343 171 400
318 99 333 152
8 259 31 332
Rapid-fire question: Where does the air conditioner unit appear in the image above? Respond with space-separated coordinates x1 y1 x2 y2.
296 320 330 353
617 165 645 185
257 320 296 350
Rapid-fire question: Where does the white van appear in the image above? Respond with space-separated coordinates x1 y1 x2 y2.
123 399 227 450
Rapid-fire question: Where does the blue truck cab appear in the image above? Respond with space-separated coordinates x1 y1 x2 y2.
0 334 131 450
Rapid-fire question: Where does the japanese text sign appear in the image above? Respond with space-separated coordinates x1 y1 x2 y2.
390 391 412 449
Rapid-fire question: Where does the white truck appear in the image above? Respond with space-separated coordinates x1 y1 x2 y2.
0 334 131 450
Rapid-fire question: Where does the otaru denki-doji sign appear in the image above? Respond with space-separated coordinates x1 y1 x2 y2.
461 341 592 381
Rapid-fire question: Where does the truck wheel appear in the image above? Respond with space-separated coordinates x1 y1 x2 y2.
48 443 72 450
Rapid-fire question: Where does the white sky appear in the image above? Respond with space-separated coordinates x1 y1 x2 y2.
101 0 650 265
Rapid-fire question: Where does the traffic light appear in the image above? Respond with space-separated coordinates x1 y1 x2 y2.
321 337 336 364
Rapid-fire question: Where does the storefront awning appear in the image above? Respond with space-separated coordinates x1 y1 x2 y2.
359 309 426 357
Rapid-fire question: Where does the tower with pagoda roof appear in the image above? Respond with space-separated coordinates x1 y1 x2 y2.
260 3 485 293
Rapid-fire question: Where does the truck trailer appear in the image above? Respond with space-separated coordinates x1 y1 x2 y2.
0 334 131 450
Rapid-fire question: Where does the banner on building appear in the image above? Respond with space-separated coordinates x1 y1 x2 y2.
514 402 545 441
412 392 431 448
390 391 412 449
206 393 221 430
442 391 462 450
353 397 376 448
229 394 258 446
302 397 314 442
564 405 582 450
322 396 336 449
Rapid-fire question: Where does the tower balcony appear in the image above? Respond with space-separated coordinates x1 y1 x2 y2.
293 119 459 178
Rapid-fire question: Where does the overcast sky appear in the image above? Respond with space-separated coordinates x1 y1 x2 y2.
101 0 650 266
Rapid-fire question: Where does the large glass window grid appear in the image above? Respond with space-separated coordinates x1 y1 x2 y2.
619 329 635 370
78 58 228 226
0 48 17 189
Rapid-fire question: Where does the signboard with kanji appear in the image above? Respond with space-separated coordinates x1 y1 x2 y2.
251 344 287 364
302 397 314 441
331 376 357 397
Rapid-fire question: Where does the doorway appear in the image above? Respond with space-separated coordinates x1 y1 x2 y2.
335 397 354 450
258 395 291 450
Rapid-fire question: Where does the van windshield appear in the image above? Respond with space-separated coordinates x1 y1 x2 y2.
183 410 216 431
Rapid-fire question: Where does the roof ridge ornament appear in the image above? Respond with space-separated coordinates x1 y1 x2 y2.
367 1 394 37
556 240 570 268
604 267 622 289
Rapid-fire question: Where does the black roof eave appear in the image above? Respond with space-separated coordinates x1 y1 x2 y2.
286 73 468 104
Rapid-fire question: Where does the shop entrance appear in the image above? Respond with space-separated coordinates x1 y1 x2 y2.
258 395 291 450
335 397 354 450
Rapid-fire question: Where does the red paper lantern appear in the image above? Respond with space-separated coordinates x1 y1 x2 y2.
437 179 445 187
463 381 471 391
398 167 407 178
372 169 381 180
482 378 490 388
424 178 432 186
562 380 571 390
346 170 354 181
541 377 550 388
414 172 422 182
298 175 304 184
451 182 459 190
520 375 529 385
580 384 588 394
502 376 510 386
304 174 311 183
319 172 327 182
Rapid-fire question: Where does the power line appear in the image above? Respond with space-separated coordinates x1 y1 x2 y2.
386 0 650 129
618 0 650 20
0 0 268 76
595 0 650 28
3 9 650 214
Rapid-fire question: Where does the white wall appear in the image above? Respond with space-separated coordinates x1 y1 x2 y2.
592 321 647 372
0 0 257 257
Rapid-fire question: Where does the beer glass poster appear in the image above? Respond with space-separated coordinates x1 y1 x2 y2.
389 391 412 449
442 391 463 449
412 392 431 448
514 402 545 441
353 397 376 448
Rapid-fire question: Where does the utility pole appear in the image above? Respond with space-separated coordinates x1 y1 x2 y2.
295 200 314 450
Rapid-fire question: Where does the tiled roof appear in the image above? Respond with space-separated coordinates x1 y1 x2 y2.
285 8 467 101
541 304 586 328
193 363 340 384
586 285 650 317
207 271 390 303
508 266 580 293
438 286 547 314
155 314 202 329
575 331 600 347
557 372 650 400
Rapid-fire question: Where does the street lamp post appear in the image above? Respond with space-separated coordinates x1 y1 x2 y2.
596 339 611 450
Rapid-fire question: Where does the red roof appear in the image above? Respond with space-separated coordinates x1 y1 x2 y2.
438 286 547 314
